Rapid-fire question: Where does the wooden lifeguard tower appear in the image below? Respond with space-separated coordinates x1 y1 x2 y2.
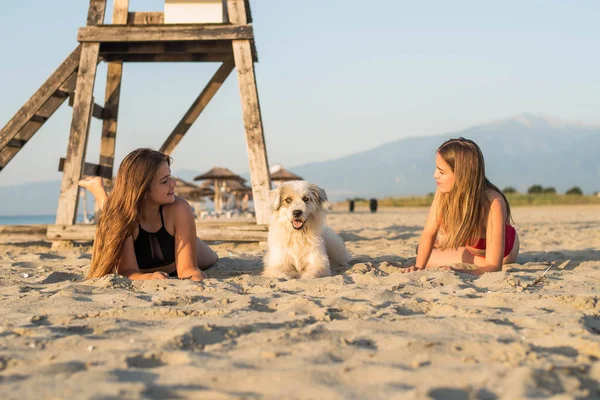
0 0 271 242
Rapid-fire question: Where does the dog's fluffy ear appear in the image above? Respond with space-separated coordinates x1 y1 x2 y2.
308 184 331 210
269 186 284 211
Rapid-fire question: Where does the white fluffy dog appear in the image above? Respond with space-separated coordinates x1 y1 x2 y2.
263 180 350 279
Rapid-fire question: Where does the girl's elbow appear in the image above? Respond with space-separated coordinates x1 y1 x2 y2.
486 262 502 272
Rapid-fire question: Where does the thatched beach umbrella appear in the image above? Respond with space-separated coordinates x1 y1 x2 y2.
193 167 244 213
270 166 303 186
173 177 214 202
173 177 197 194
224 179 254 210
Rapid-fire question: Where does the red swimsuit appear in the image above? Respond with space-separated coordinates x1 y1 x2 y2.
468 224 516 258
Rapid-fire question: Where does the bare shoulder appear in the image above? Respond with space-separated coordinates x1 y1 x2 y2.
485 189 507 213
162 196 194 224
169 196 193 210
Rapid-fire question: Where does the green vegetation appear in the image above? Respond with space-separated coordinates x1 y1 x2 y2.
341 193 600 208
504 193 600 205
527 184 543 194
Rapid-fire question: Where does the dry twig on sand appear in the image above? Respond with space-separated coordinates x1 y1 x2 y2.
531 259 569 287
531 264 554 287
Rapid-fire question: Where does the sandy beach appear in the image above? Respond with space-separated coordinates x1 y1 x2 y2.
0 205 599 399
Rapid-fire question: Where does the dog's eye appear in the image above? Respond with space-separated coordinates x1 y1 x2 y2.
302 196 310 203
285 198 292 204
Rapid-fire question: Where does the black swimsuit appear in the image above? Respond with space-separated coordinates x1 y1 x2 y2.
133 206 177 277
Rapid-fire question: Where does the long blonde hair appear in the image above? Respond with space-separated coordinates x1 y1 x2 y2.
436 137 512 250
87 149 172 279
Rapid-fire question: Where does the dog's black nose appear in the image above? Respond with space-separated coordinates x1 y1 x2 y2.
292 210 303 218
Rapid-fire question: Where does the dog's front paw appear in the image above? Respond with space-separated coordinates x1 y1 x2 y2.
301 267 331 279
263 266 298 279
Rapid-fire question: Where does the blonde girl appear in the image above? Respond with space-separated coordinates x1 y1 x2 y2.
81 148 218 281
405 137 519 275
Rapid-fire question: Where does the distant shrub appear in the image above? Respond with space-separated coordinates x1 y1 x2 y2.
566 187 583 196
542 187 557 194
502 186 517 194
427 192 435 197
527 184 543 195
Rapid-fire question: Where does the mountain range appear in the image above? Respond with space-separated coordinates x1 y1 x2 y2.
285 113 600 200
1 113 599 215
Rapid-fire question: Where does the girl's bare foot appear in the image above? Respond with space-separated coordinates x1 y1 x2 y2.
78 176 104 192
79 176 108 209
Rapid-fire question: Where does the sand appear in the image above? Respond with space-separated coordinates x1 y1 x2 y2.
0 205 599 399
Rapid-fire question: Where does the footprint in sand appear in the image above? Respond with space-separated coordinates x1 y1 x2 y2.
125 352 192 369
38 253 65 260
12 261 40 269
40 272 82 284
125 353 167 369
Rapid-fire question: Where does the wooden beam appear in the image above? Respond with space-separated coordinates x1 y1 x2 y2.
102 53 231 63
30 115 48 124
99 0 129 195
111 0 129 24
58 157 113 180
7 139 26 148
56 43 102 225
0 224 47 236
53 90 70 99
68 95 105 119
78 24 253 42
227 0 271 225
47 223 267 242
0 46 81 152
55 0 106 225
244 0 253 23
87 0 108 25
100 41 233 55
160 59 235 155
127 12 164 25
0 73 78 169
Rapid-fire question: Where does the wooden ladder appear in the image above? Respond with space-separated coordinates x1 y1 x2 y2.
0 46 83 172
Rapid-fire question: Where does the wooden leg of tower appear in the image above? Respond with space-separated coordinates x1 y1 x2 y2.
231 41 271 225
55 42 101 225
97 60 122 210
227 0 271 225
97 0 129 209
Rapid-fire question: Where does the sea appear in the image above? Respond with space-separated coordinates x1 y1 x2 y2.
0 215 90 225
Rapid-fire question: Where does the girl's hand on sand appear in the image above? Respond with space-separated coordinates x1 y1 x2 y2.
180 270 207 282
402 265 425 273
151 271 169 280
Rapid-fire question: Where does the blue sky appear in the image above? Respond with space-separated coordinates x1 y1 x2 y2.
0 0 599 187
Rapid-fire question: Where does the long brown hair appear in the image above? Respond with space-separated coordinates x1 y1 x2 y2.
436 137 512 250
87 149 172 279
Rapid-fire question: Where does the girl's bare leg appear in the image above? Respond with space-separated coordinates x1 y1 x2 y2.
196 237 219 270
425 247 476 267
78 176 108 210
426 232 520 268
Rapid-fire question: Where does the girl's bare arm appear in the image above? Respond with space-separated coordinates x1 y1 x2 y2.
171 197 206 281
414 190 441 269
